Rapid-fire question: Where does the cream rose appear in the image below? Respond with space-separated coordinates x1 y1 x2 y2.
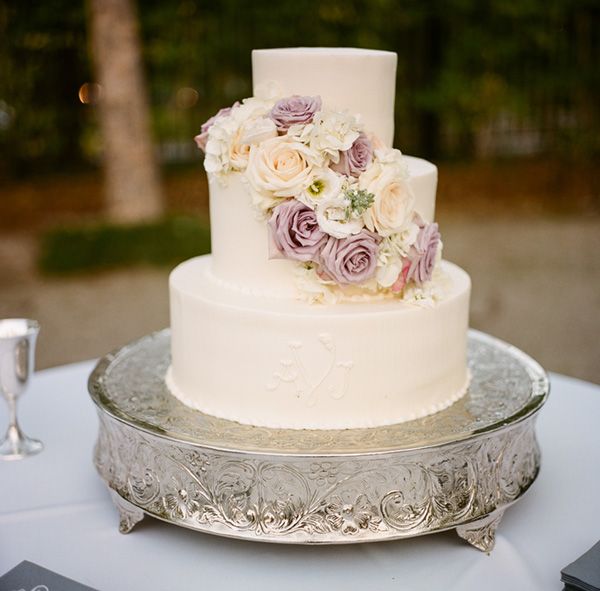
360 163 415 236
245 136 316 201
227 126 252 170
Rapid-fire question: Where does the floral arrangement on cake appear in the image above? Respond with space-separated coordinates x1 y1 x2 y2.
195 91 444 304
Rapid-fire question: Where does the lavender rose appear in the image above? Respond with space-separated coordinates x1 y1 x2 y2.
269 95 322 132
268 199 328 262
319 230 380 285
194 102 239 152
405 222 441 285
331 133 373 177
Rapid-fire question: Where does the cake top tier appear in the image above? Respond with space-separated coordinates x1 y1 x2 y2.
252 48 398 147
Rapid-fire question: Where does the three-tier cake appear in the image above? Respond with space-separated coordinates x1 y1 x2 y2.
166 48 471 430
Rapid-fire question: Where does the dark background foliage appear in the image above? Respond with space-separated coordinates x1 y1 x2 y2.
1 0 598 180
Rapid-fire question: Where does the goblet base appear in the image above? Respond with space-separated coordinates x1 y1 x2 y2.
0 433 44 460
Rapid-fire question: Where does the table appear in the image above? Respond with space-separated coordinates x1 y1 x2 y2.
1 360 599 591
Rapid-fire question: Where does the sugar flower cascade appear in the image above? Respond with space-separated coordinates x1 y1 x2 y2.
196 92 444 304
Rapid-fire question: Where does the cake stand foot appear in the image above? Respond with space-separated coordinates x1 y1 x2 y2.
110 490 145 534
456 510 504 553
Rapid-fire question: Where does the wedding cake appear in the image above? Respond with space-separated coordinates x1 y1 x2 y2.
166 48 471 430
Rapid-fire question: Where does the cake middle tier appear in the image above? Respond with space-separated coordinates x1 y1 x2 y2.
209 155 437 297
168 256 471 430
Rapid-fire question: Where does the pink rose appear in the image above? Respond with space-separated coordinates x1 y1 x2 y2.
268 199 327 262
391 261 411 293
405 222 440 285
319 230 380 285
194 102 240 152
331 133 373 177
269 95 322 132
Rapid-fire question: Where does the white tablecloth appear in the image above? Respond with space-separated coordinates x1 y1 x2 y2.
1 360 599 591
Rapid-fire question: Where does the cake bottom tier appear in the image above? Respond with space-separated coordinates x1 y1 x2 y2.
167 256 471 430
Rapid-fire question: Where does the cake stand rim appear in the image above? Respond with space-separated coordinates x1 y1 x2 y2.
87 328 549 457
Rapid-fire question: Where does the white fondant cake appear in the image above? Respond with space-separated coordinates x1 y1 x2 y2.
168 47 471 430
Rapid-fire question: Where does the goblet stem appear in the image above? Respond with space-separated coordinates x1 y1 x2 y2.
5 395 23 443
0 393 43 460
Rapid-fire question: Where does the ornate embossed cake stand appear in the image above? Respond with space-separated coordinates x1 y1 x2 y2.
89 329 548 552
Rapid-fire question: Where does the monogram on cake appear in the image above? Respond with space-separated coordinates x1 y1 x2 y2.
167 47 471 430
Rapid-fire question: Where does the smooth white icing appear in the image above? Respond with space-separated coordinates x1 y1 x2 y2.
168 257 471 430
252 48 397 146
404 156 437 222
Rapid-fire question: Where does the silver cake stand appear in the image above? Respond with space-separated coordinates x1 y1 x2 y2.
89 329 548 552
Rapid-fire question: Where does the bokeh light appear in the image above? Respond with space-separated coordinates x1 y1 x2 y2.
78 82 102 105
175 87 199 109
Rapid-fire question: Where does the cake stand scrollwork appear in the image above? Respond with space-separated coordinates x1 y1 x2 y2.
89 329 549 551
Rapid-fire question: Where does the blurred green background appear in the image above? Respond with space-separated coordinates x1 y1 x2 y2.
0 0 598 382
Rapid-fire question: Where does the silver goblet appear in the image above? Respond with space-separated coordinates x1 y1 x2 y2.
0 318 43 460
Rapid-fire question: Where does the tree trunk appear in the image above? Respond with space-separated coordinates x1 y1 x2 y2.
89 0 163 223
